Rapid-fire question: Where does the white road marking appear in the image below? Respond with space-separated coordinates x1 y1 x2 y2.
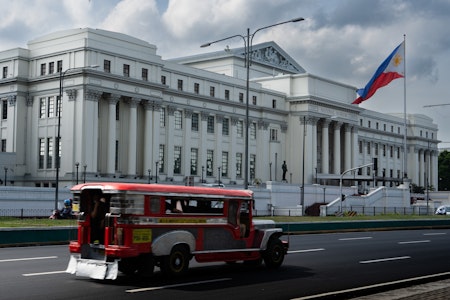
291 271 450 300
0 256 58 263
424 232 446 236
23 270 67 277
126 278 232 293
288 248 325 254
359 256 411 264
398 240 430 244
338 237 372 241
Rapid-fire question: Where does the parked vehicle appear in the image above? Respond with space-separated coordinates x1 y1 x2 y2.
435 205 450 215
66 182 288 280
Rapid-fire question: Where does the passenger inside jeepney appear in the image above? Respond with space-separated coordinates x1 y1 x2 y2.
90 194 109 244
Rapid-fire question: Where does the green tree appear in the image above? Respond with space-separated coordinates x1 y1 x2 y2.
438 150 450 191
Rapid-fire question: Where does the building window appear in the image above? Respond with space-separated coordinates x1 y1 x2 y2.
397 147 400 159
194 83 200 94
367 167 371 176
270 129 278 141
383 144 386 157
252 95 257 105
222 151 228 177
191 113 199 132
222 118 229 136
1 139 6 152
46 137 53 169
250 122 256 139
2 66 7 78
272 99 277 108
161 75 166 85
39 97 46 119
207 116 215 134
56 96 62 118
239 92 244 103
383 124 386 131
225 89 230 100
237 120 243 137
39 138 45 169
236 153 242 178
359 141 363 154
160 107 166 127
123 64 130 77
40 63 46 76
368 120 371 128
47 96 55 118
391 125 394 132
174 146 182 174
174 110 182 129
159 144 165 173
190 148 198 175
367 142 371 155
206 150 214 176
390 146 393 158
104 60 111 73
49 62 55 74
142 68 148 81
375 143 379 156
2 100 7 120
57 60 63 72
210 86 215 97
177 79 183 91
250 154 256 180
376 122 379 130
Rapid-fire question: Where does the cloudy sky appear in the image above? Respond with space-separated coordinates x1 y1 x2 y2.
1 0 450 144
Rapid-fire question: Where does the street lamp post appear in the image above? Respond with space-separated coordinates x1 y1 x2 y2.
83 164 87 183
339 163 374 214
4 167 7 186
218 166 221 185
148 169 151 184
75 162 79 184
155 161 159 183
55 65 98 210
201 17 304 189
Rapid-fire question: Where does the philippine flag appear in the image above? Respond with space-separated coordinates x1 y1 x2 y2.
352 42 405 104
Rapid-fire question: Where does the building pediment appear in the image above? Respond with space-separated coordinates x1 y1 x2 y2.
235 41 305 74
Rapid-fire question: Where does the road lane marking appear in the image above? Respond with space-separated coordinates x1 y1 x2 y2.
338 237 372 241
291 271 450 300
23 270 67 277
0 256 58 263
398 240 430 244
288 248 325 254
424 232 446 236
359 256 411 264
126 278 232 293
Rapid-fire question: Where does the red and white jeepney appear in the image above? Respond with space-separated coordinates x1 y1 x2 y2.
66 182 288 279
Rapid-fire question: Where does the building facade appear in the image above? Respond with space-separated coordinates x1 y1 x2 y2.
0 28 439 192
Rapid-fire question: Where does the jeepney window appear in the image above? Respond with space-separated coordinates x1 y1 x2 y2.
228 200 238 226
150 197 160 214
110 194 145 214
165 198 185 213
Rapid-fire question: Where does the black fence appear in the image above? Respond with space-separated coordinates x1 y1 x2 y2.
0 208 54 218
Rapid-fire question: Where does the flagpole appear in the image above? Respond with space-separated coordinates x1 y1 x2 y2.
402 34 408 182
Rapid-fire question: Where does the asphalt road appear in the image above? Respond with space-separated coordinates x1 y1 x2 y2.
1 229 449 300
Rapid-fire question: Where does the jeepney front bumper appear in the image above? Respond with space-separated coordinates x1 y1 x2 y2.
66 255 119 280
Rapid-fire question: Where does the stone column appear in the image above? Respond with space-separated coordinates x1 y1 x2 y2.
107 94 120 176
333 121 342 174
344 124 352 171
321 120 330 174
127 97 139 177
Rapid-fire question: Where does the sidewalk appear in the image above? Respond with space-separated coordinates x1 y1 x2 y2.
351 278 450 299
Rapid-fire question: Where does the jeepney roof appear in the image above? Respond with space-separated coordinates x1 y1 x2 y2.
71 182 253 199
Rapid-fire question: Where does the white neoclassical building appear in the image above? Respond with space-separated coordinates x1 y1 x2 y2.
0 28 439 193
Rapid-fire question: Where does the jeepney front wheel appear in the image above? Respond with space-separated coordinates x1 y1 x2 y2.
263 238 285 269
161 244 190 276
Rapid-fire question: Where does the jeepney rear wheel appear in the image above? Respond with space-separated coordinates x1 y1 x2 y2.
118 257 138 275
263 238 285 269
137 254 155 277
161 244 190 276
